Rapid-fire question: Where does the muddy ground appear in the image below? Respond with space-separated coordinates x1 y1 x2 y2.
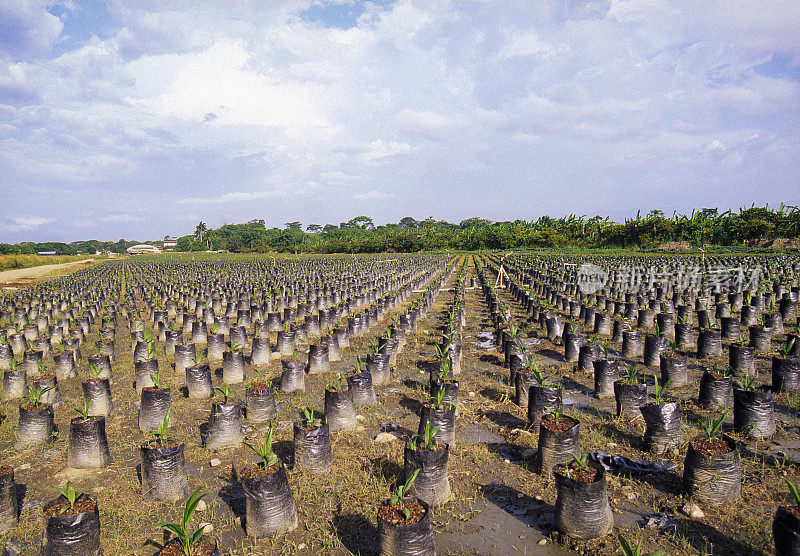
0 255 798 555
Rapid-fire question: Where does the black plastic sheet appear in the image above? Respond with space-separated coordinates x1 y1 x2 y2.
42 494 102 556
293 422 332 473
241 465 298 537
554 463 613 540
404 445 451 507
589 450 677 473
140 442 189 502
377 497 435 556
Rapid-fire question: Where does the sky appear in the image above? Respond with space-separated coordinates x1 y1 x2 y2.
1 0 799 243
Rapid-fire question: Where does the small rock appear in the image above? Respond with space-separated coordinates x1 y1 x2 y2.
93 486 105 492
43 449 59 460
504 459 511 464
15 464 30 472
234 516 242 527
468 391 476 397
516 493 524 499
134 401 141 409
356 425 365 432
196 499 207 512
606 442 617 448
538 539 547 545
209 458 221 467
356 415 365 421
200 522 213 534
374 432 398 443
681 501 704 519
298 543 306 550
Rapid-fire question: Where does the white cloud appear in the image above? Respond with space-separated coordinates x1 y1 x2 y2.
362 139 411 164
3 216 55 232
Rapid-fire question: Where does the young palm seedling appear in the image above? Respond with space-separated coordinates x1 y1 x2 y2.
157 488 210 555
618 533 665 556
148 409 171 447
73 400 91 421
700 411 728 440
407 421 439 451
243 421 280 469
736 372 758 391
389 469 420 521
649 377 673 405
213 384 232 405
55 482 83 515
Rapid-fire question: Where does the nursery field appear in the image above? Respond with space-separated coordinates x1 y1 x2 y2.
0 251 799 555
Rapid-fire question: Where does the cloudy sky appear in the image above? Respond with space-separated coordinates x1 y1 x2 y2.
1 0 799 242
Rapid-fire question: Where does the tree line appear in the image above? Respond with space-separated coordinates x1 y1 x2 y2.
1 205 797 255
177 205 800 253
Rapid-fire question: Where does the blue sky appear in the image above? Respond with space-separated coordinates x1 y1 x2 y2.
0 0 799 242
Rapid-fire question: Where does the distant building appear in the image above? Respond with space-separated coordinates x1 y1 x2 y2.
162 237 178 251
37 251 57 256
127 244 162 255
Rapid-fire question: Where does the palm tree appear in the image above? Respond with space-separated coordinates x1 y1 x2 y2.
194 222 207 241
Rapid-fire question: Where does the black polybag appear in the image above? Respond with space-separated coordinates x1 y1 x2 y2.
418 405 455 447
139 387 171 432
293 422 332 473
593 360 619 399
68 417 111 469
81 379 113 417
404 444 451 507
185 364 213 399
307 344 330 375
42 494 102 556
348 371 377 406
241 465 298 537
773 505 800 556
682 434 741 505
0 468 18 533
554 462 613 540
729 344 755 376
324 388 357 432
15 403 54 448
140 442 189 502
527 385 561 427
134 359 158 394
641 402 682 454
430 379 459 412
660 354 688 387
614 381 647 420
733 386 775 439
245 385 278 423
367 353 391 386
205 402 244 449
377 496 435 556
698 370 732 409
535 416 580 477
773 356 800 393
280 359 305 393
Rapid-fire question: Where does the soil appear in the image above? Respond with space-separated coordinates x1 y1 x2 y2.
160 538 217 556
708 370 731 380
247 381 272 392
541 414 578 433
692 436 734 455
408 441 447 452
378 499 426 525
297 421 321 431
44 497 96 517
71 416 102 424
20 402 49 411
142 386 167 393
0 466 12 476
34 374 55 381
143 439 180 450
239 461 281 479
554 464 601 483
83 378 105 383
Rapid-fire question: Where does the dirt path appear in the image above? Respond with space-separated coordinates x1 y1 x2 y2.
0 259 96 290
